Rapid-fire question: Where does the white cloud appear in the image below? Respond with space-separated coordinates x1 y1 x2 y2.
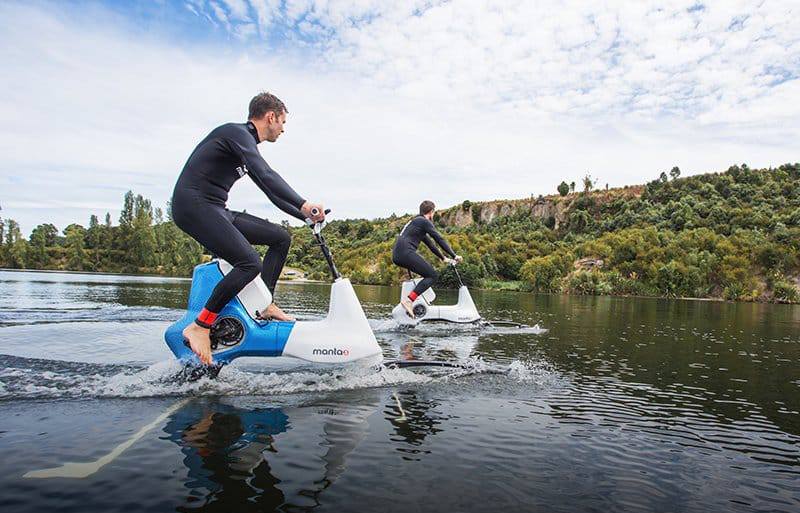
221 0 251 21
0 0 798 236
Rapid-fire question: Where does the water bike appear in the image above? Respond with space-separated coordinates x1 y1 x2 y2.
391 262 528 329
165 210 383 379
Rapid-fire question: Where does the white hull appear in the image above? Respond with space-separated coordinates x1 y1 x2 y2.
284 278 382 362
392 281 481 326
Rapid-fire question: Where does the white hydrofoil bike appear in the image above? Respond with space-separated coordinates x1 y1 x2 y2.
391 262 529 329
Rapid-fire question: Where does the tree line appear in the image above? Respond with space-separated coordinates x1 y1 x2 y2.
2 162 799 303
1 191 203 275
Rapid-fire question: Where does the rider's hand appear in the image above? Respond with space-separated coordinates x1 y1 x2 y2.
301 201 326 222
454 255 463 263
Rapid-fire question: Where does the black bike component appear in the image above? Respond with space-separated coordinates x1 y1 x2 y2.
413 304 427 317
451 263 465 287
315 231 340 281
382 359 508 374
308 209 340 281
479 320 529 328
210 316 245 349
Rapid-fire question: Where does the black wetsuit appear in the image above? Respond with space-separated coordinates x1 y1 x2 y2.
171 121 306 326
392 215 456 297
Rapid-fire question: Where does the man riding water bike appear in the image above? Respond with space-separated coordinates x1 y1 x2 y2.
392 200 462 318
172 92 325 365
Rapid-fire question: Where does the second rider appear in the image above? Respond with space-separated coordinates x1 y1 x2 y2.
392 200 462 318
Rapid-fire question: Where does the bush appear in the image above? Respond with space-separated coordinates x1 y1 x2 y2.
520 254 568 292
604 270 652 296
655 261 704 297
471 204 482 224
773 280 800 303
565 270 612 295
723 282 746 301
438 261 483 288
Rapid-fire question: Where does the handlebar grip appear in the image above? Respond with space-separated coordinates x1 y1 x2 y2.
305 208 332 228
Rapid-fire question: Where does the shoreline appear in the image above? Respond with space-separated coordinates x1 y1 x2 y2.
0 267 327 285
1 268 795 305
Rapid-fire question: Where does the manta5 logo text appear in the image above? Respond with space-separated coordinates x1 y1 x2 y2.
312 347 351 356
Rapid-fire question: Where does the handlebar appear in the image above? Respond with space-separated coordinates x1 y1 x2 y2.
305 209 339 280
305 208 331 230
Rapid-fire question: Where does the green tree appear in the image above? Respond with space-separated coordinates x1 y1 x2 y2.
27 223 58 268
557 181 569 196
129 194 156 267
521 254 569 292
582 174 594 193
0 218 5 264
64 223 87 270
670 166 681 180
117 191 135 251
4 219 27 268
85 215 104 269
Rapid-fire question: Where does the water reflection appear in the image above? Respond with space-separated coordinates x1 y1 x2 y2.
167 400 288 511
164 391 381 512
386 391 444 459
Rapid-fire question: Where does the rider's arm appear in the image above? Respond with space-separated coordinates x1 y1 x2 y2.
229 135 307 221
265 193 305 221
421 234 445 260
423 219 457 259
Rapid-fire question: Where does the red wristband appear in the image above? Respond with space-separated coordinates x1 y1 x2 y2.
195 308 218 328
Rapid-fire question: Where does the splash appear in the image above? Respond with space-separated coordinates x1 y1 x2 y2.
506 359 559 385
0 356 437 401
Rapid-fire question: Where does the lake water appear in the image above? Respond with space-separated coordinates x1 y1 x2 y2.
1 270 799 512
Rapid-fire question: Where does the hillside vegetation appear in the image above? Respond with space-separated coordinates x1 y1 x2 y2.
2 163 799 303
286 163 800 303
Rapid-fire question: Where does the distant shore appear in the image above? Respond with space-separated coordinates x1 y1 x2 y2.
0 267 325 285
0 267 762 305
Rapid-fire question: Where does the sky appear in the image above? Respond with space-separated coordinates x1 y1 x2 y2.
1 0 798 235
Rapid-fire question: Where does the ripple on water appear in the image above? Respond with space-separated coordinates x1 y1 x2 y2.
2 273 800 512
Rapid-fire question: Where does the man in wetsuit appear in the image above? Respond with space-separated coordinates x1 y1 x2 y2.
392 200 462 318
172 92 325 364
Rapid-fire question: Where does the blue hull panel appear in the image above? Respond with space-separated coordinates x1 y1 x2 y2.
164 262 294 364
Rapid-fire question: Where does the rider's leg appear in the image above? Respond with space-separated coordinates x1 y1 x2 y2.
173 206 261 362
230 212 294 321
231 212 291 294
407 253 438 300
394 252 438 301
191 233 261 318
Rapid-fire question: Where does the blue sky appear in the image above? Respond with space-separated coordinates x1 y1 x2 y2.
1 0 798 234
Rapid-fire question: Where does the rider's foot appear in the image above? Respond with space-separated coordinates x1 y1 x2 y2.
400 298 415 319
265 302 296 321
183 322 213 365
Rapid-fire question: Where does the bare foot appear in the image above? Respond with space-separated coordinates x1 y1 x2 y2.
400 298 415 319
183 322 213 365
265 303 296 321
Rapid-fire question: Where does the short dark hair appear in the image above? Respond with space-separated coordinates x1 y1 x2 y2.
248 92 287 120
419 200 435 216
